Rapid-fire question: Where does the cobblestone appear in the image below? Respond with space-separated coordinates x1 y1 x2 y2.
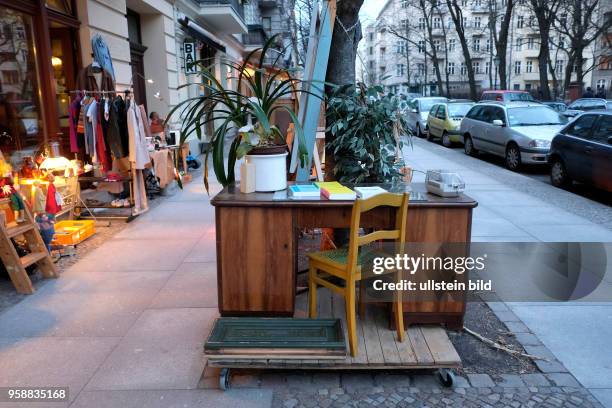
468 374 496 388
546 373 581 388
272 383 602 407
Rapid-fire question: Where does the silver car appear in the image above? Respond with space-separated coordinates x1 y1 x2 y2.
404 97 448 138
460 102 568 171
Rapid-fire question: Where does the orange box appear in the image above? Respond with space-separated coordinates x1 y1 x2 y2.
51 220 96 246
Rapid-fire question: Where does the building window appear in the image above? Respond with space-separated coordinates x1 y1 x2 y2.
434 39 441 51
596 79 606 90
555 60 564 73
447 61 456 75
473 38 481 52
514 61 521 74
473 61 480 74
486 39 491 52
515 37 522 51
558 36 565 49
513 83 520 90
525 83 532 91
460 62 467 75
369 61 375 69
401 0 408 8
527 37 535 49
526 60 533 73
448 38 456 51
462 17 468 28
369 47 373 55
485 61 491 74
396 64 406 76
461 0 468 6
474 16 481 28
418 17 426 29
517 15 524 28
369 32 374 41
434 17 441 29
418 40 425 53
417 63 425 76
396 41 406 54
447 17 453 29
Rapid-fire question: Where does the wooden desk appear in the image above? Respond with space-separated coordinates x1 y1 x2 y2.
211 183 478 329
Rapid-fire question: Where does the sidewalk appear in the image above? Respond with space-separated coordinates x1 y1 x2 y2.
404 138 612 408
0 139 609 407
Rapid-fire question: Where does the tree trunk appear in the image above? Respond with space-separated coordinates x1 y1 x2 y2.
446 0 478 100
496 0 513 90
325 0 364 181
537 28 552 100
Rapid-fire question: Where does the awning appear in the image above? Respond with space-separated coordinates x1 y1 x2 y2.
179 17 226 53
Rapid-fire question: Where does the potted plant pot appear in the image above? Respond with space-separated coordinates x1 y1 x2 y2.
245 145 288 192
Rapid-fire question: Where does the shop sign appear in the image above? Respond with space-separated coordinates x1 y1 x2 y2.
184 42 197 74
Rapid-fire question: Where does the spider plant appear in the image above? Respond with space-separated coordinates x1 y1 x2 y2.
166 35 315 193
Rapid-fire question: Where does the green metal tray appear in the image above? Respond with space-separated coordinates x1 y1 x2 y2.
205 318 346 353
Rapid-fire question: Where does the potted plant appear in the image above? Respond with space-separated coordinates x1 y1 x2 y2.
167 36 312 193
326 83 410 184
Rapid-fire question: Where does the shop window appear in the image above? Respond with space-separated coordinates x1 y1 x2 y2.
0 7 44 167
46 0 74 15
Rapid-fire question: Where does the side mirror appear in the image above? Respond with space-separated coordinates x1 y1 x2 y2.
492 119 505 127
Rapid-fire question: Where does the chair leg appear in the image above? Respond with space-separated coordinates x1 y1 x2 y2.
394 272 405 342
308 266 318 318
345 280 358 357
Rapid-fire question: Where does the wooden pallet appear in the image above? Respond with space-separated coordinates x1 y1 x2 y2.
0 198 58 294
207 289 461 370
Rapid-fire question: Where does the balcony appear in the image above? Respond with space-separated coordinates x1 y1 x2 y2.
243 24 267 49
195 0 247 34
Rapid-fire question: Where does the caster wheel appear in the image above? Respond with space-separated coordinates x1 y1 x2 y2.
219 368 231 391
436 368 455 388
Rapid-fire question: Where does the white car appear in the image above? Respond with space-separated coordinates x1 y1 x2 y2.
460 102 568 171
404 97 448 138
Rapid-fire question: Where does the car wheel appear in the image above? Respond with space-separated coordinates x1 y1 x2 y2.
550 158 571 188
505 143 521 171
442 132 452 147
464 135 477 156
416 124 424 138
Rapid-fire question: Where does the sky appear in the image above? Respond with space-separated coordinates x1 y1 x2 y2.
359 0 386 24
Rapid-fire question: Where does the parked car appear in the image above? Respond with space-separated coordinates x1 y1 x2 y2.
404 97 448 137
460 102 568 171
562 98 612 118
426 100 475 147
481 90 535 102
548 111 612 192
541 101 567 113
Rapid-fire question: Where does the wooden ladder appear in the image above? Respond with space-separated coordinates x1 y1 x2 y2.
0 198 58 294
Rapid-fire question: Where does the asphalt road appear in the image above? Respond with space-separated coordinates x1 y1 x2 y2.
420 136 612 209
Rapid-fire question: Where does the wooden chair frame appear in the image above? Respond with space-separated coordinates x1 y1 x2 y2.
308 192 409 357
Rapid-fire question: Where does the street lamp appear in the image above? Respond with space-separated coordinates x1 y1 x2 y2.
493 56 501 90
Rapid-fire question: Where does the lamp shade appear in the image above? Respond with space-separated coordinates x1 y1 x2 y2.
40 156 70 170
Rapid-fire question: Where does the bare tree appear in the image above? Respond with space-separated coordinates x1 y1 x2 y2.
528 0 562 100
446 0 478 100
294 0 315 66
555 0 612 94
487 0 514 90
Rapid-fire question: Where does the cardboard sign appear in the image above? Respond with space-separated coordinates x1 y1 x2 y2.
184 42 197 74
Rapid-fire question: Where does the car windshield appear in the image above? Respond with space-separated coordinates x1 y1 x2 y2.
505 93 535 102
447 103 474 118
507 107 567 126
419 98 446 111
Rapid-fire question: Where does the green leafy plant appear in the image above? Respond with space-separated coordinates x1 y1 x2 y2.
326 83 409 184
166 35 314 192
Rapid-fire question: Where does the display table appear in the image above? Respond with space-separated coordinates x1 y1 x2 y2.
211 183 478 329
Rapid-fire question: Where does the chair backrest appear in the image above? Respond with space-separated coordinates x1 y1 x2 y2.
345 192 409 272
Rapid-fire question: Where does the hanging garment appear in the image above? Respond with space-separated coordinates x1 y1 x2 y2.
76 64 115 92
69 94 82 153
91 34 116 81
32 184 46 214
106 96 127 158
85 99 98 162
139 105 152 139
127 102 151 170
45 183 61 215
96 99 110 171
132 169 149 216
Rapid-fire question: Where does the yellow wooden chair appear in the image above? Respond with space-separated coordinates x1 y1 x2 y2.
308 192 409 357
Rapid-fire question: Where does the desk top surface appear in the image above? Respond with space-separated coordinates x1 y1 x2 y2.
211 182 478 209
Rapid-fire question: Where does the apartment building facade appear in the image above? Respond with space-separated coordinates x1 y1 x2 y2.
359 0 602 99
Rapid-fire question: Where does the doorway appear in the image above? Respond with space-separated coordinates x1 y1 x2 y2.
127 9 147 109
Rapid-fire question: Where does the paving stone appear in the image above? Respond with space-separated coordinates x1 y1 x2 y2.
514 332 542 346
521 373 551 387
546 373 581 388
523 344 557 360
467 374 495 388
534 359 569 373
496 374 525 388
504 321 530 333
312 373 340 388
341 372 374 392
453 376 470 388
494 310 521 322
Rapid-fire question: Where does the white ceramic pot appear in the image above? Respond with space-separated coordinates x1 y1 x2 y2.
245 152 288 192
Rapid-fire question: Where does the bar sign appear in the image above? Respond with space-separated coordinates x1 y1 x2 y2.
184 42 197 74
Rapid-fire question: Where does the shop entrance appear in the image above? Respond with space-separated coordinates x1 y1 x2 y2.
127 9 148 110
